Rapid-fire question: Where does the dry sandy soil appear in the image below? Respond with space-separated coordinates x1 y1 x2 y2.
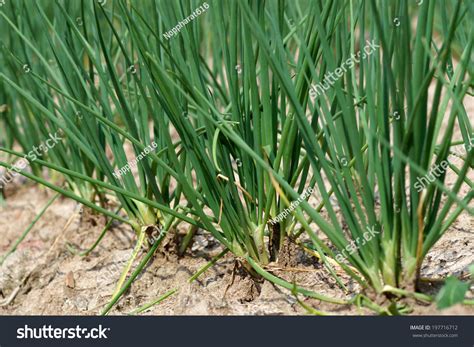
0 180 472 316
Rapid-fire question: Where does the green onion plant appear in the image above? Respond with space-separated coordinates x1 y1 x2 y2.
0 0 472 314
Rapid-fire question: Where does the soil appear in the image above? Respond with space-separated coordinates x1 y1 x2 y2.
0 182 472 316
